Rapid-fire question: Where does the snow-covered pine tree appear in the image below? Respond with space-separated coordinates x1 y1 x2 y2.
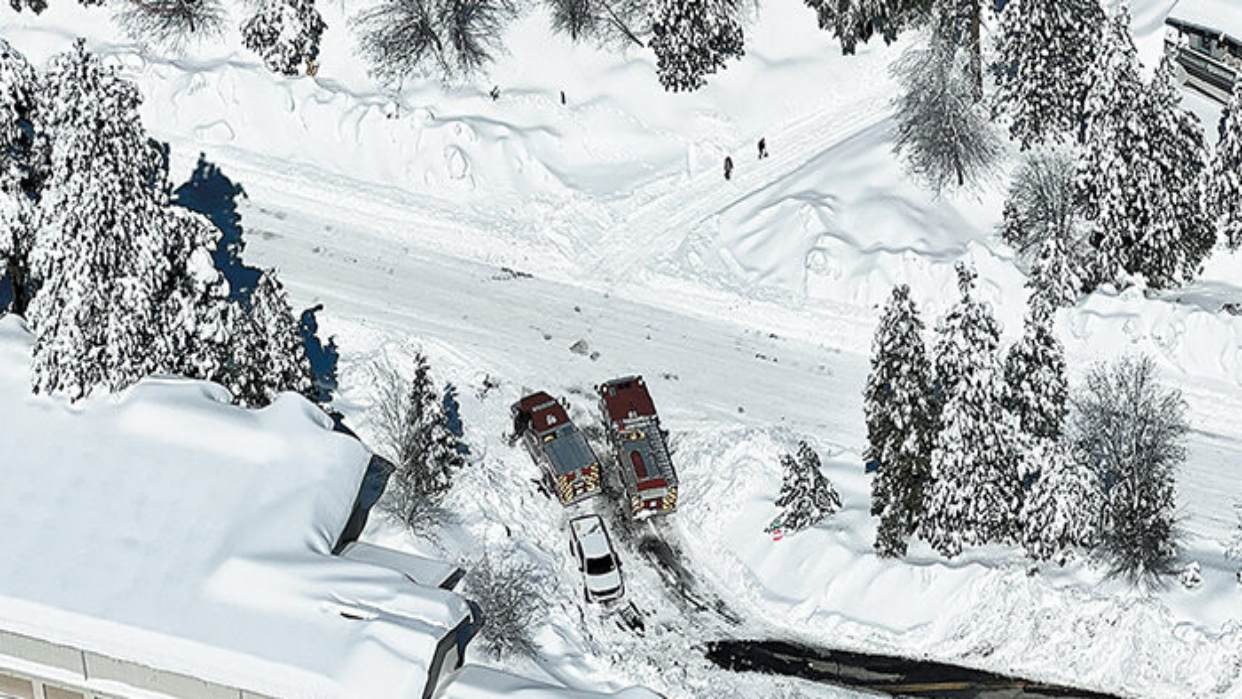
27 41 175 399
1 40 41 316
224 269 313 407
766 442 841 534
1020 438 1097 562
802 0 914 55
1208 82 1242 249
1132 55 1214 288
241 0 327 76
1003 297 1067 443
922 263 1022 557
648 0 744 92
865 284 935 557
376 352 466 526
1076 8 1150 286
155 207 235 384
992 0 1105 147
892 12 1000 192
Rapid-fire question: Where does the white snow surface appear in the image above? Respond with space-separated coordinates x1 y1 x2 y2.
0 315 476 699
2 0 1242 696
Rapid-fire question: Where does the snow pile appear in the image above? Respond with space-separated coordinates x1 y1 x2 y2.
0 315 474 699
672 426 1242 698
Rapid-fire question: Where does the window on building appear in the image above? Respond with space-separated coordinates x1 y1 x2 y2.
0 672 35 699
42 685 85 699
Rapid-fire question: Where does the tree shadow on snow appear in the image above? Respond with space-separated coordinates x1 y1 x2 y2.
173 153 340 404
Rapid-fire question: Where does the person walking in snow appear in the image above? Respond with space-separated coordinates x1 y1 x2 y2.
724 156 734 180
758 137 768 159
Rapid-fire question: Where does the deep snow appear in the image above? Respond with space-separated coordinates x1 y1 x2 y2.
2 0 1241 696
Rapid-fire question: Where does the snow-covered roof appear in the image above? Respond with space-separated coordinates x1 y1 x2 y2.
1168 0 1242 42
340 541 464 590
439 666 657 699
0 315 471 698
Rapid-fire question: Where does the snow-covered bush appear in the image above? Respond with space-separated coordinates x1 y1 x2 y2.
865 284 934 557
241 0 327 76
1070 355 1187 585
1001 150 1089 308
991 0 1104 148
648 0 744 92
371 352 464 528
353 0 515 86
1207 83 1242 250
921 263 1022 557
766 442 841 535
892 16 1000 193
465 551 547 658
115 0 227 51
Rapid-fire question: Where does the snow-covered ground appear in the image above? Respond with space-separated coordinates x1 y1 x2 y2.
3 0 1242 696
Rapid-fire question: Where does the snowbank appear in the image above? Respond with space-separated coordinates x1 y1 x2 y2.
0 315 474 698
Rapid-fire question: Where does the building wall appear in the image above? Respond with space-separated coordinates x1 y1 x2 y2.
0 630 275 699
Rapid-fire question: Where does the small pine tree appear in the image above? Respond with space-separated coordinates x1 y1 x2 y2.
1004 298 1067 443
241 0 327 76
992 0 1105 148
865 284 935 557
1071 356 1186 585
374 352 466 526
1208 83 1242 249
922 263 1022 557
224 270 313 407
648 0 744 92
767 442 841 534
1020 438 1098 562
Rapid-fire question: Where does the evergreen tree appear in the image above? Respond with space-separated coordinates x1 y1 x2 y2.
1208 82 1242 249
803 0 920 55
922 263 1022 557
992 0 1104 148
1027 219 1087 309
1020 438 1098 562
648 0 744 92
766 442 841 534
27 41 175 399
864 284 935 557
1078 14 1213 289
242 0 327 76
224 270 313 407
1134 56 1214 288
1071 356 1186 584
155 207 235 384
1 40 41 316
1003 298 1067 443
376 352 466 526
1076 9 1149 286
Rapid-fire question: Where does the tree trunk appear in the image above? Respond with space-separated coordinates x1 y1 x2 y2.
969 0 983 102
6 257 30 316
